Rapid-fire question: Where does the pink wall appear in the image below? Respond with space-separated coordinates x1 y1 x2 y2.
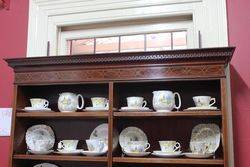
227 0 250 167
0 0 250 166
0 0 29 167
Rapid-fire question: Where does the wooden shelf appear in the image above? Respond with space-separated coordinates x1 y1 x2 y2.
13 154 108 162
114 111 222 118
16 111 109 119
113 157 224 165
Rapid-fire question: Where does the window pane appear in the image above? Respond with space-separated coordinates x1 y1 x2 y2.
70 38 94 54
146 33 171 51
120 35 145 52
173 31 187 49
96 37 119 53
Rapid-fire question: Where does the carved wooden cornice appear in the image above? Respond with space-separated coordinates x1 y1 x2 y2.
6 47 235 69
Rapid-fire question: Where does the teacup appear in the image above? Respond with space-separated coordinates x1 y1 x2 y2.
190 141 209 154
91 97 109 109
127 97 147 108
159 141 181 153
123 141 150 153
30 98 49 109
86 139 106 152
193 96 216 107
30 139 53 151
58 140 79 151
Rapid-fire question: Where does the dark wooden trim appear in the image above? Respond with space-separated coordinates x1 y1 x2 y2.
5 47 235 69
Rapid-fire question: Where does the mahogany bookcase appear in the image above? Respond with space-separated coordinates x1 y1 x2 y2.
6 47 235 167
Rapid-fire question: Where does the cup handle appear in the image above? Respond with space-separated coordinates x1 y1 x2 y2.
209 98 216 107
174 142 181 151
58 141 64 150
145 143 150 151
174 92 181 111
77 94 84 109
44 100 49 108
105 99 109 108
142 100 147 108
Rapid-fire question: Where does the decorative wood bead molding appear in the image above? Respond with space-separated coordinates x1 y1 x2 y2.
6 47 235 69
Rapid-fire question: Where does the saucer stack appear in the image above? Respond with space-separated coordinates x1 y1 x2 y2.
54 140 82 155
26 125 55 155
119 127 151 157
152 141 182 158
183 123 220 159
84 97 109 111
119 96 152 112
24 98 52 112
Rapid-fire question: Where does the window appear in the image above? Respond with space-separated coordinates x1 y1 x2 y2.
66 31 187 55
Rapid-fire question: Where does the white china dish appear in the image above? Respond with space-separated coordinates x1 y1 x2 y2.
23 107 52 112
159 141 181 153
123 141 150 153
185 106 218 110
119 107 152 112
190 124 220 153
86 139 107 152
81 150 107 156
183 152 214 159
28 149 53 155
123 151 151 157
33 163 58 167
126 96 147 108
25 125 55 152
58 140 79 151
54 149 83 155
90 123 119 150
91 97 109 109
152 151 183 158
119 127 148 149
30 98 49 109
84 107 108 111
193 96 216 107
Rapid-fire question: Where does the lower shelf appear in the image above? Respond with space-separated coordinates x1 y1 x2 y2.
113 157 224 165
13 154 108 162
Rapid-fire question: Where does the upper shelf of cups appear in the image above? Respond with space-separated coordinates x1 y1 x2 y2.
17 80 221 114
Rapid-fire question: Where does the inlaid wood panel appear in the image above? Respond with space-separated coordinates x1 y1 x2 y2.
14 65 224 84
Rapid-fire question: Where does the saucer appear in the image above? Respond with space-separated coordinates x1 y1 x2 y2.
183 152 214 159
54 149 83 155
123 151 151 157
119 107 152 112
152 151 183 158
81 150 107 156
23 107 52 112
185 106 218 110
83 107 108 111
28 149 54 155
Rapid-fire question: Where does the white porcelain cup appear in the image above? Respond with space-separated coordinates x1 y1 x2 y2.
58 140 79 151
86 139 106 152
193 96 216 107
30 139 53 151
127 97 147 108
30 98 49 109
91 97 108 109
190 141 209 154
123 141 150 153
159 141 181 153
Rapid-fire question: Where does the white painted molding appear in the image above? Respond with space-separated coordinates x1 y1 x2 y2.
27 0 228 57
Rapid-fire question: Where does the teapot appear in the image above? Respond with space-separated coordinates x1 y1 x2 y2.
58 92 84 112
152 90 181 112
